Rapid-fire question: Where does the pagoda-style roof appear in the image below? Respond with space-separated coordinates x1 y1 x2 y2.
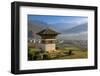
36 28 60 35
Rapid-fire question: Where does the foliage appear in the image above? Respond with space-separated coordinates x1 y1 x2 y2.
28 46 88 61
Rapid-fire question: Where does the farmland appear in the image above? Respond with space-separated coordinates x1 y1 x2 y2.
28 40 88 60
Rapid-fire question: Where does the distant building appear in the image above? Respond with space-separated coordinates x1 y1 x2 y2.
36 28 60 52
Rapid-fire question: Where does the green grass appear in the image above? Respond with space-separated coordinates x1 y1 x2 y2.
56 50 88 59
64 47 80 51
56 47 88 59
28 47 88 60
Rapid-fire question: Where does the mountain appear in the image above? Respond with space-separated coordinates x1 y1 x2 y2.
29 20 51 28
28 21 45 39
57 23 88 40
28 20 88 40
57 32 87 40
50 22 78 32
62 23 88 34
28 20 59 39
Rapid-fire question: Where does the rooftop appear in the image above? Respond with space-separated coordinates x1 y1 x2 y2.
36 28 60 35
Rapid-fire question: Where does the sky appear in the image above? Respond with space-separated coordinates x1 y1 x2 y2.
28 15 88 25
28 15 88 40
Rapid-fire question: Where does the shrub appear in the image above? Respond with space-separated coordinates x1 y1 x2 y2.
68 50 72 55
43 53 51 60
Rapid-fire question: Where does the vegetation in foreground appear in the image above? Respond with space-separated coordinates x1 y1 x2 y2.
28 46 88 61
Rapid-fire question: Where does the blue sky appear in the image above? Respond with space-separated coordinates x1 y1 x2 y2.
28 15 88 25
